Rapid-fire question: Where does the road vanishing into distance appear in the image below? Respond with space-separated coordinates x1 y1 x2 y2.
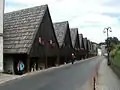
0 56 103 90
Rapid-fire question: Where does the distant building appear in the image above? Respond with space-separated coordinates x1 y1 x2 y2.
0 0 4 72
101 45 107 55
98 49 102 56
93 43 98 56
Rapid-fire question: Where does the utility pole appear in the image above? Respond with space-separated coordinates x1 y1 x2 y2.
0 0 4 72
103 27 112 65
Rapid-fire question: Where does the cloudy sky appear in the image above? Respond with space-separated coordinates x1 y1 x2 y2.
5 0 120 43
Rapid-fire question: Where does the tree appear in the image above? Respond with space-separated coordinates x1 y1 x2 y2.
105 37 120 51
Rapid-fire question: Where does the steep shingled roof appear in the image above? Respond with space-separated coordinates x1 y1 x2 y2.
79 34 84 49
4 5 47 54
87 40 91 51
83 38 88 50
70 28 78 48
53 21 68 47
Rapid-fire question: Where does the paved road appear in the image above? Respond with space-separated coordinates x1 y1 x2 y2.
0 56 103 90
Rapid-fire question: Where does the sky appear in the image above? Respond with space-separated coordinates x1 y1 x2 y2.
5 0 120 43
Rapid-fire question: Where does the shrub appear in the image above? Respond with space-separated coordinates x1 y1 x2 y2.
110 44 120 58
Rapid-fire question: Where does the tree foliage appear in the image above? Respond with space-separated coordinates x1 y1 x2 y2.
105 37 120 51
110 44 120 59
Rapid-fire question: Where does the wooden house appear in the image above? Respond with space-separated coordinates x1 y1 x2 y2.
53 21 73 64
79 34 86 59
91 42 97 56
92 43 98 56
83 38 89 58
70 28 80 60
87 40 91 57
89 41 94 57
4 5 59 74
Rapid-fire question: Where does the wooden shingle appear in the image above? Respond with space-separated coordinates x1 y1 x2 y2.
70 28 78 48
4 5 47 54
53 21 68 47
83 38 88 50
79 34 84 49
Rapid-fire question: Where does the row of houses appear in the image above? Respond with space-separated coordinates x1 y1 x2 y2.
3 5 98 74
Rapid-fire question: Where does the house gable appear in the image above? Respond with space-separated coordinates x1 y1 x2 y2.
63 24 73 49
70 28 80 49
53 21 68 47
4 5 47 54
70 28 77 48
74 30 80 49
60 23 73 57
87 40 91 52
83 38 88 50
79 34 85 49
29 6 59 57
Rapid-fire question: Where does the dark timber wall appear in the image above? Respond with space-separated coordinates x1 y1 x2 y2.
74 32 80 60
60 25 72 62
30 7 59 58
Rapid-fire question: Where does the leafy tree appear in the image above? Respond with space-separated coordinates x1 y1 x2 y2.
105 37 120 51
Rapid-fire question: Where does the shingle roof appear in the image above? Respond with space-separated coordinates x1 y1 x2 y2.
4 5 47 54
83 38 87 50
53 21 68 47
87 40 91 51
89 41 92 51
79 34 84 49
70 28 78 48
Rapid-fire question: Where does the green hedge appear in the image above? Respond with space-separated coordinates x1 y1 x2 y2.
113 50 120 67
110 44 120 67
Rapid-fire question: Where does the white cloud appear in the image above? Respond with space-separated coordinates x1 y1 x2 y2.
78 27 106 43
69 13 119 27
5 0 120 43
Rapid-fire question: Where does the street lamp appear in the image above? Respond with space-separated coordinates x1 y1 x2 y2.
103 27 112 65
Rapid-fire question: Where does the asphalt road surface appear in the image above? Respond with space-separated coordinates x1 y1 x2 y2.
0 56 103 90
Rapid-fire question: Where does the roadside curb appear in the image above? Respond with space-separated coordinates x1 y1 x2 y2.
0 75 21 85
0 56 98 85
22 56 98 77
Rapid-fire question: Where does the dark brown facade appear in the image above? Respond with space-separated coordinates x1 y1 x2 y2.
54 21 73 64
83 38 89 58
70 28 80 60
79 34 86 59
29 6 59 68
87 40 92 57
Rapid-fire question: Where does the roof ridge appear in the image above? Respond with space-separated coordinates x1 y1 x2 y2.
5 4 48 14
4 4 48 54
70 28 78 30
54 21 68 24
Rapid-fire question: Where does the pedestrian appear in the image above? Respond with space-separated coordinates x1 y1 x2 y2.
17 61 25 75
71 53 75 64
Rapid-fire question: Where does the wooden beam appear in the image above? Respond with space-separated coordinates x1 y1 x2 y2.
26 58 30 72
